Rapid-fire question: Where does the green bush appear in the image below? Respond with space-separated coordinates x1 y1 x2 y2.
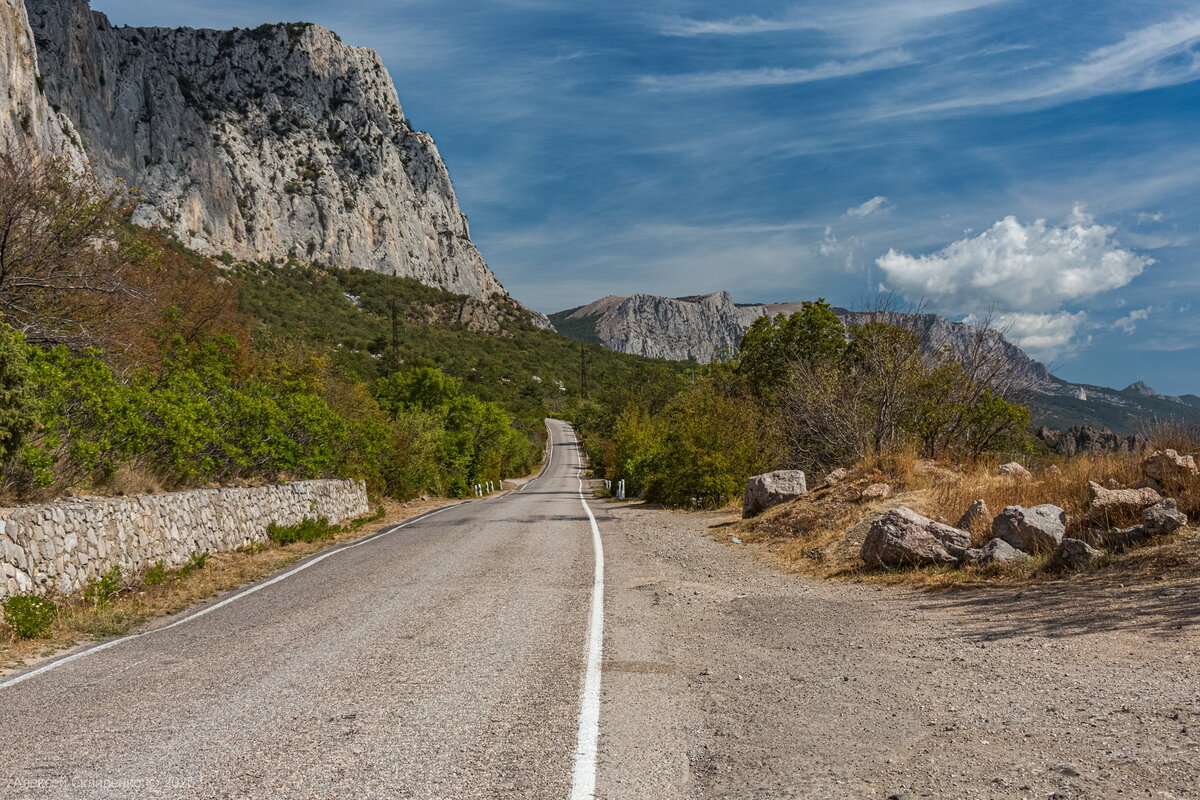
143 560 167 586
178 550 210 577
266 517 338 545
83 565 123 607
1 594 57 639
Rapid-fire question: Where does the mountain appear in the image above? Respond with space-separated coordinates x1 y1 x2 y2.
551 291 1200 434
0 0 84 162
22 0 507 301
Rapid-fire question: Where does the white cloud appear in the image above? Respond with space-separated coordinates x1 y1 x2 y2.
639 50 913 92
1136 211 1165 224
846 196 889 217
967 311 1089 360
1113 306 1152 334
896 14 1200 115
876 205 1151 315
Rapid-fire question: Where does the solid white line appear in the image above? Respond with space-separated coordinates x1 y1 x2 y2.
569 426 605 800
0 503 450 690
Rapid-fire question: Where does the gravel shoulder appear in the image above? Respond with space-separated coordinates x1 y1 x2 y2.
597 499 1200 800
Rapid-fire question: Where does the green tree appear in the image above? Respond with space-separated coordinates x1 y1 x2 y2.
0 323 37 463
737 300 845 400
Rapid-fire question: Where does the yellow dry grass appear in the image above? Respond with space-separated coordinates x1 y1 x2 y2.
0 496 461 675
728 446 1200 590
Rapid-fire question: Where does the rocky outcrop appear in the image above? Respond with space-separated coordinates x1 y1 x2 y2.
743 470 807 518
1035 426 1151 456
0 0 83 161
992 504 1066 553
560 292 761 364
860 506 970 567
25 0 505 299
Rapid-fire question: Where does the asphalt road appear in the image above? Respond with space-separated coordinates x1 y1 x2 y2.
4 419 1197 799
0 419 602 799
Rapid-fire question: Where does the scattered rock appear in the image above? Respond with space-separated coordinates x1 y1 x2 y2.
1050 538 1104 570
1035 425 1151 456
962 538 1030 565
742 470 807 518
860 483 892 501
824 467 851 486
1142 449 1198 490
1140 498 1188 537
861 507 971 568
992 505 1066 553
1045 464 1061 474
1086 481 1163 520
956 499 990 533
998 462 1032 479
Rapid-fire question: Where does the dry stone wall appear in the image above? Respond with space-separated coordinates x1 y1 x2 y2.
0 479 369 598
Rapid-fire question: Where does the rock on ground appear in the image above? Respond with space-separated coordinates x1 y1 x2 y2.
998 462 1032 479
742 470 807 518
992 504 1067 554
1086 481 1163 520
1141 498 1188 537
1142 449 1198 490
956 499 990 533
860 483 891 501
1051 538 1104 570
963 538 1030 565
824 467 851 486
861 507 971 568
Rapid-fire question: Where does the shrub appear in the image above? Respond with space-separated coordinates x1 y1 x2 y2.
178 550 209 577
1 594 57 639
266 517 338 545
143 560 167 586
84 565 123 607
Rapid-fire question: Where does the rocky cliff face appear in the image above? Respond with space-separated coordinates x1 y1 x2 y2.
562 292 761 363
555 292 1049 385
0 0 82 161
25 0 506 300
552 291 1200 433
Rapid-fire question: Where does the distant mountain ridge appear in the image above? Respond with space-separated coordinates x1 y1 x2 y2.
550 291 1200 435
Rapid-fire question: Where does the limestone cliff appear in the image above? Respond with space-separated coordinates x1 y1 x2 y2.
25 0 506 299
0 0 82 161
550 291 1200 433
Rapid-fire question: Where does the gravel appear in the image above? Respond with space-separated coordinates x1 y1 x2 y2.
597 500 1200 799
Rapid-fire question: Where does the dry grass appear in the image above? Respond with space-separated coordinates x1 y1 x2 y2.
0 496 461 675
729 446 1200 590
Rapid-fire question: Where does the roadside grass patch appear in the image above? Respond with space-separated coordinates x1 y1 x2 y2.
267 517 339 545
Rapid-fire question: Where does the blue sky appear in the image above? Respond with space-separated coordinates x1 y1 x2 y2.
97 0 1200 393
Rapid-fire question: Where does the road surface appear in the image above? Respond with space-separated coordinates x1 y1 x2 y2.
2 418 1198 799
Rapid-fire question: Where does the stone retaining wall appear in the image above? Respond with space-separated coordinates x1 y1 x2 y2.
0 479 370 598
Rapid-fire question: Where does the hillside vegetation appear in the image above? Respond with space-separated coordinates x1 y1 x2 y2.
0 149 674 504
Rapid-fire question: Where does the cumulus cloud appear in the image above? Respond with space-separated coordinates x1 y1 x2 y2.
876 206 1151 314
967 311 1090 359
876 206 1152 357
845 196 889 217
1113 306 1152 334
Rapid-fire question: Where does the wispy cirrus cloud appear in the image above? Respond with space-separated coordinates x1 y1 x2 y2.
639 50 913 91
891 14 1200 116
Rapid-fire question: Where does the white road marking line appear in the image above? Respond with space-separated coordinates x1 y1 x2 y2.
569 425 605 800
0 440 561 693
2 422 563 691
